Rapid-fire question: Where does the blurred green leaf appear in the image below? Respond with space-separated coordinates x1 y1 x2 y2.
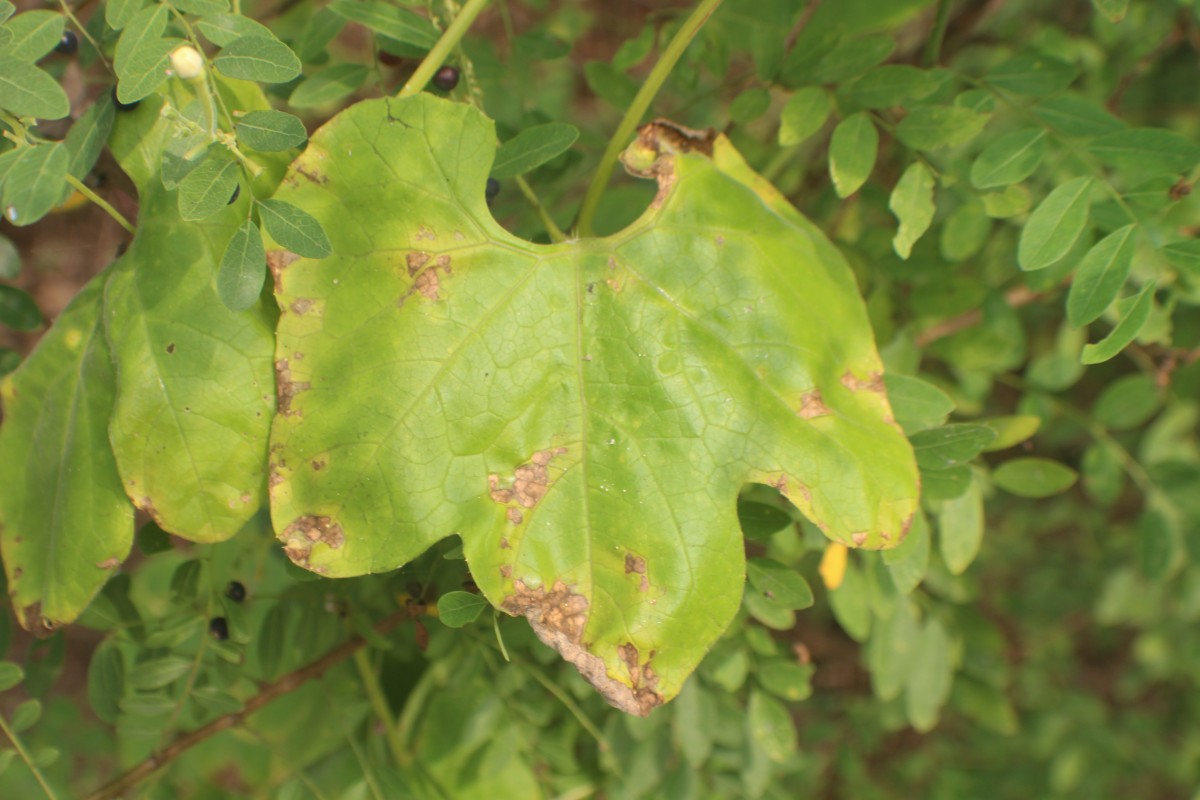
829 112 877 198
287 63 369 109
980 415 1041 451
258 198 332 258
830 558 871 642
437 591 489 627
993 458 1078 498
1033 94 1123 137
1091 0 1129 22
0 58 69 119
1080 281 1155 364
890 161 935 259
10 698 41 732
127 656 193 691
327 0 438 49
0 660 23 691
491 123 579 180
1067 224 1136 327
236 110 309 152
939 478 984 574
840 64 939 109
778 86 831 146
970 129 1047 189
197 13 278 47
747 689 796 762
986 53 1078 96
940 200 991 262
905 618 953 732
1093 374 1160 430
1018 177 1093 271
746 558 813 610
0 285 41 330
885 373 954 434
0 235 17 279
896 106 988 151
911 424 995 471
1089 128 1200 175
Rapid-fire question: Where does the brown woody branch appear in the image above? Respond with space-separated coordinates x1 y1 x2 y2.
86 609 417 800
914 285 1044 347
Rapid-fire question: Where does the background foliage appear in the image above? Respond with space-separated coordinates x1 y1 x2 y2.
1 0 1199 797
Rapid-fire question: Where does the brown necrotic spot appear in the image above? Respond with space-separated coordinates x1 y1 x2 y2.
507 508 524 525
406 252 430 276
291 298 314 315
413 270 440 300
415 224 437 241
280 515 344 568
499 565 512 578
96 557 121 570
311 459 326 471
499 537 511 550
267 250 300 294
489 447 569 510
624 553 650 591
502 580 662 716
275 359 310 417
20 602 56 637
798 389 832 419
851 532 868 547
841 370 885 394
166 343 175 354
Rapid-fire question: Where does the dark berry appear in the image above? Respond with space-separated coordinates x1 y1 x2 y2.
432 66 460 91
378 51 404 68
208 617 229 640
111 87 139 111
228 184 240 205
225 581 246 602
485 177 500 206
55 31 79 56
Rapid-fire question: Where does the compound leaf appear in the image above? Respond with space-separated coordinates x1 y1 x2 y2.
268 95 918 715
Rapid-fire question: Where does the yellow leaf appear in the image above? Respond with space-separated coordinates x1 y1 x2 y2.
819 543 848 590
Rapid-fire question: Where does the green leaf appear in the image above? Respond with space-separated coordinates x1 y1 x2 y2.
116 37 181 105
1093 374 1160 431
0 235 17 279
0 661 23 691
104 96 276 543
268 95 918 713
1066 224 1136 327
10 698 41 732
0 10 64 62
258 199 332 258
1017 177 1093 271
172 0 230 17
583 61 637 109
436 591 489 627
799 34 894 84
196 13 278 48
830 558 871 642
757 659 813 702
970 129 1047 189
127 656 193 690
327 0 438 49
3 143 68 228
730 87 771 124
177 152 240 221
884 373 954 434
986 53 1078 96
890 161 935 259
491 123 580 180
1089 128 1200 175
939 477 983 574
905 618 953 732
1091 0 1129 22
0 276 132 633
106 0 145 30
217 221 266 312
113 5 167 75
840 65 938 110
778 87 831 146
896 106 989 151
828 112 877 198
235 109 308 152
884 511 930 594
911 424 996 471
0 286 41 331
993 458 1078 498
737 498 792 540
746 558 813 610
257 605 287 679
939 200 991 262
747 689 797 763
0 2 11 23
63 95 116 187
1080 281 1155 364
922 465 971 502
286 63 369 109
1032 94 1123 137
1138 505 1179 581
980 415 1041 451
867 598 918 701
671 679 715 767
1161 239 1200 274
214 35 302 84
0 57 69 119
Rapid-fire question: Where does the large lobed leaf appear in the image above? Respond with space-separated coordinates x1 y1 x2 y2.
268 95 918 714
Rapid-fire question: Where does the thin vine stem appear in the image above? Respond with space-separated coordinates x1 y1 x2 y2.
515 176 567 242
399 0 491 98
351 648 409 767
66 176 136 234
923 0 952 66
0 713 60 800
574 0 725 238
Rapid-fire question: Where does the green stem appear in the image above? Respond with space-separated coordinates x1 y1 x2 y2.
514 176 567 242
0 714 59 800
351 649 409 767
574 0 725 238
923 0 952 66
520 663 609 752
399 0 491 98
394 659 448 756
65 175 136 234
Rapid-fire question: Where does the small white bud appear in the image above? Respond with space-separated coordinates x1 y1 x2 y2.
170 45 206 81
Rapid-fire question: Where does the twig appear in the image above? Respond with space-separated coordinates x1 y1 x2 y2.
0 713 59 800
85 609 415 800
914 285 1043 347
783 0 823 54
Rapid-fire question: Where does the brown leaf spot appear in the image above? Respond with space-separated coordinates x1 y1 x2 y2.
166 343 175 354
490 448 569 510
275 359 310 417
311 459 326 471
499 565 512 578
851 532 868 547
488 475 513 504
798 389 832 419
11 567 21 579
406 252 430 276
503 580 663 716
267 250 300 294
499 537 511 550
96 557 121 570
413 269 439 300
841 370 885 394
624 553 650 591
296 165 328 185
507 508 524 525
290 298 314 315
280 515 345 567
415 224 437 242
